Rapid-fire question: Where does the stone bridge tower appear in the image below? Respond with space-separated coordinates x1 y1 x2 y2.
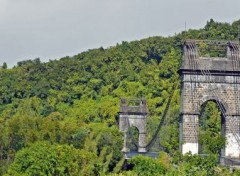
179 40 240 158
119 98 147 153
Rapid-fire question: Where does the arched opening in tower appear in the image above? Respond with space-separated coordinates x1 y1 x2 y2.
198 100 226 156
126 126 139 151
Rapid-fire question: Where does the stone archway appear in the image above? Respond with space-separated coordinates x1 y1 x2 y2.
119 98 147 153
179 40 240 158
199 95 229 114
198 99 226 156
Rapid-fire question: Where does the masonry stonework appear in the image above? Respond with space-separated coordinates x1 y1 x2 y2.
119 98 147 153
179 41 240 158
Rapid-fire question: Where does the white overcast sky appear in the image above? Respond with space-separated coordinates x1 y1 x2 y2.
0 0 240 67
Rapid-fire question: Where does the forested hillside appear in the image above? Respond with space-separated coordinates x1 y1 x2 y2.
0 19 240 175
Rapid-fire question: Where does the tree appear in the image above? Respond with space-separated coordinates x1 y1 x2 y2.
6 142 97 176
2 62 7 69
129 155 167 176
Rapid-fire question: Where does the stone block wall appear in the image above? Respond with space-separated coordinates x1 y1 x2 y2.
119 114 147 153
180 59 240 158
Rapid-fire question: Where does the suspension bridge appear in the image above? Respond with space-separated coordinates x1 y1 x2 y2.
118 39 240 166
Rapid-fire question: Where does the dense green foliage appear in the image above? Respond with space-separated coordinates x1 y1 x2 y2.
6 142 96 176
199 101 225 154
129 152 169 176
0 19 240 175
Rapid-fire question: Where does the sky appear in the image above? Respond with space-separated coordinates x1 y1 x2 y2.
0 0 240 67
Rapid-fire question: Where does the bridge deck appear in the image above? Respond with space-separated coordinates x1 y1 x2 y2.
220 156 240 167
123 151 159 159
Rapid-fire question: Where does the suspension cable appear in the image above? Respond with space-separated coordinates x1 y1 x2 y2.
145 80 179 150
195 42 240 146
